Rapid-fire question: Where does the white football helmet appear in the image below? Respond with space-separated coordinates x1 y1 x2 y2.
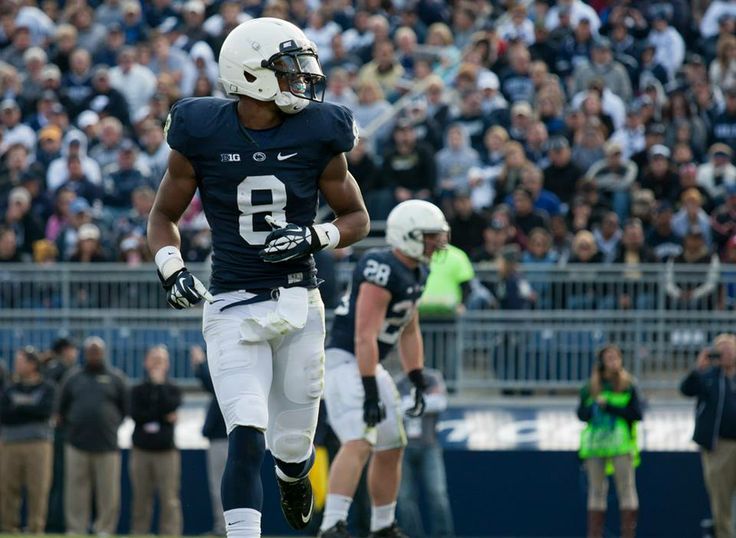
386 200 449 263
218 17 326 114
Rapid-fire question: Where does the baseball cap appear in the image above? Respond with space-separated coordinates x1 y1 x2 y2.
69 198 91 215
592 36 611 50
0 99 18 112
645 122 666 137
77 223 101 241
184 0 205 14
649 144 671 159
119 139 137 152
604 141 622 156
478 71 499 91
547 136 570 151
39 125 62 143
41 65 61 81
501 244 521 263
634 189 656 205
77 110 99 129
8 187 31 206
710 143 732 159
511 101 533 117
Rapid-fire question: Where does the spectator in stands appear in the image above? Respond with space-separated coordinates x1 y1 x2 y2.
47 130 102 193
83 66 131 128
510 187 549 248
697 144 736 203
646 201 682 261
88 117 126 172
571 116 606 175
357 39 405 101
35 123 64 172
0 225 20 263
572 37 632 103
4 186 43 260
57 336 128 535
592 211 622 264
381 120 436 207
471 218 508 264
192 345 228 536
488 244 535 310
543 135 582 206
711 85 736 149
711 184 736 253
1 99 35 154
0 346 55 533
500 43 534 105
436 123 480 201
109 46 158 120
639 144 679 202
353 80 392 148
578 344 642 538
396 368 454 538
102 141 152 209
448 190 486 256
586 141 637 221
59 48 94 119
721 236 736 309
681 334 736 538
665 226 720 310
68 223 108 263
566 230 604 308
672 189 713 247
130 345 182 536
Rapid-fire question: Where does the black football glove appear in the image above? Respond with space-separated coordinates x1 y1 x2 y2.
259 215 327 263
405 369 427 418
361 376 386 427
158 268 214 309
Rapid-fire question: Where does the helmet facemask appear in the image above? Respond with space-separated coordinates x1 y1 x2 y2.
261 41 326 113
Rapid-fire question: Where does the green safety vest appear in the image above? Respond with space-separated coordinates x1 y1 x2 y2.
579 388 640 470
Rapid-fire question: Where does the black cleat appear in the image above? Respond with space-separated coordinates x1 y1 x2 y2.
369 522 408 537
276 475 313 530
318 520 351 537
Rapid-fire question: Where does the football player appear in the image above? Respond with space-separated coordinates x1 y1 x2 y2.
319 200 449 537
146 18 369 538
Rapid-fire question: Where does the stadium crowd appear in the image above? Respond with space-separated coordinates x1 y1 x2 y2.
1 0 736 291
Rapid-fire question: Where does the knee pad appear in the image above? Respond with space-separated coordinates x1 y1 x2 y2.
271 426 313 463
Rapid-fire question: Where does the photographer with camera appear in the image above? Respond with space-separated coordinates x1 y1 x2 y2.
681 334 736 538
577 344 643 538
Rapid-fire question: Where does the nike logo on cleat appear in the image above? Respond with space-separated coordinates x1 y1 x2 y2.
301 502 313 524
277 152 298 161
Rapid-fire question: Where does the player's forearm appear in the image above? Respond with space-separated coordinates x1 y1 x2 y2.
355 337 380 377
332 207 370 249
399 326 424 374
147 209 182 254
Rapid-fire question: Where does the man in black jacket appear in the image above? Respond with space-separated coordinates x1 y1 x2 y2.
681 334 736 538
0 346 55 533
129 345 183 536
57 336 129 535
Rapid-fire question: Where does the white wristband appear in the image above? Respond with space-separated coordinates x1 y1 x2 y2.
155 246 186 280
312 223 340 250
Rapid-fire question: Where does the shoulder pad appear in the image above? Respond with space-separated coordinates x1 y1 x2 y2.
313 102 358 154
165 97 234 155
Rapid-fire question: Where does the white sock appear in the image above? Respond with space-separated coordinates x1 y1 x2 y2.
224 508 261 538
320 493 353 531
370 502 396 532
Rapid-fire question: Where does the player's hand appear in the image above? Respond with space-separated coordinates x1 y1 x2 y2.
405 369 427 418
259 215 319 263
361 376 386 427
158 268 214 309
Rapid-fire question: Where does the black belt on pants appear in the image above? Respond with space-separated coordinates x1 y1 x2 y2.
219 289 280 312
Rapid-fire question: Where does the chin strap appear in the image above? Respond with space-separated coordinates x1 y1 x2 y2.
275 92 310 114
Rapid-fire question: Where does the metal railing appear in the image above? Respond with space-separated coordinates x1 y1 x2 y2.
0 263 731 391
0 262 730 312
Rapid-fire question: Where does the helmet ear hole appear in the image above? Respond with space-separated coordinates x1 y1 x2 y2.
244 71 257 83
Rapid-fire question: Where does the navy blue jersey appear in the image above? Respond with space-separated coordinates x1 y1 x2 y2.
165 97 357 293
328 248 428 361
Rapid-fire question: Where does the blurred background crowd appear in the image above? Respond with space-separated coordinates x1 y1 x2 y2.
1 0 736 299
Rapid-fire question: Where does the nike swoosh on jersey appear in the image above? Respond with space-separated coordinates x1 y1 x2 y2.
277 152 298 161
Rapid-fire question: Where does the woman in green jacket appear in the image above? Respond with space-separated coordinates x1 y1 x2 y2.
578 344 644 538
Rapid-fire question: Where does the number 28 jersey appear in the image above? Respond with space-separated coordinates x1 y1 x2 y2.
328 248 428 361
165 97 357 294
